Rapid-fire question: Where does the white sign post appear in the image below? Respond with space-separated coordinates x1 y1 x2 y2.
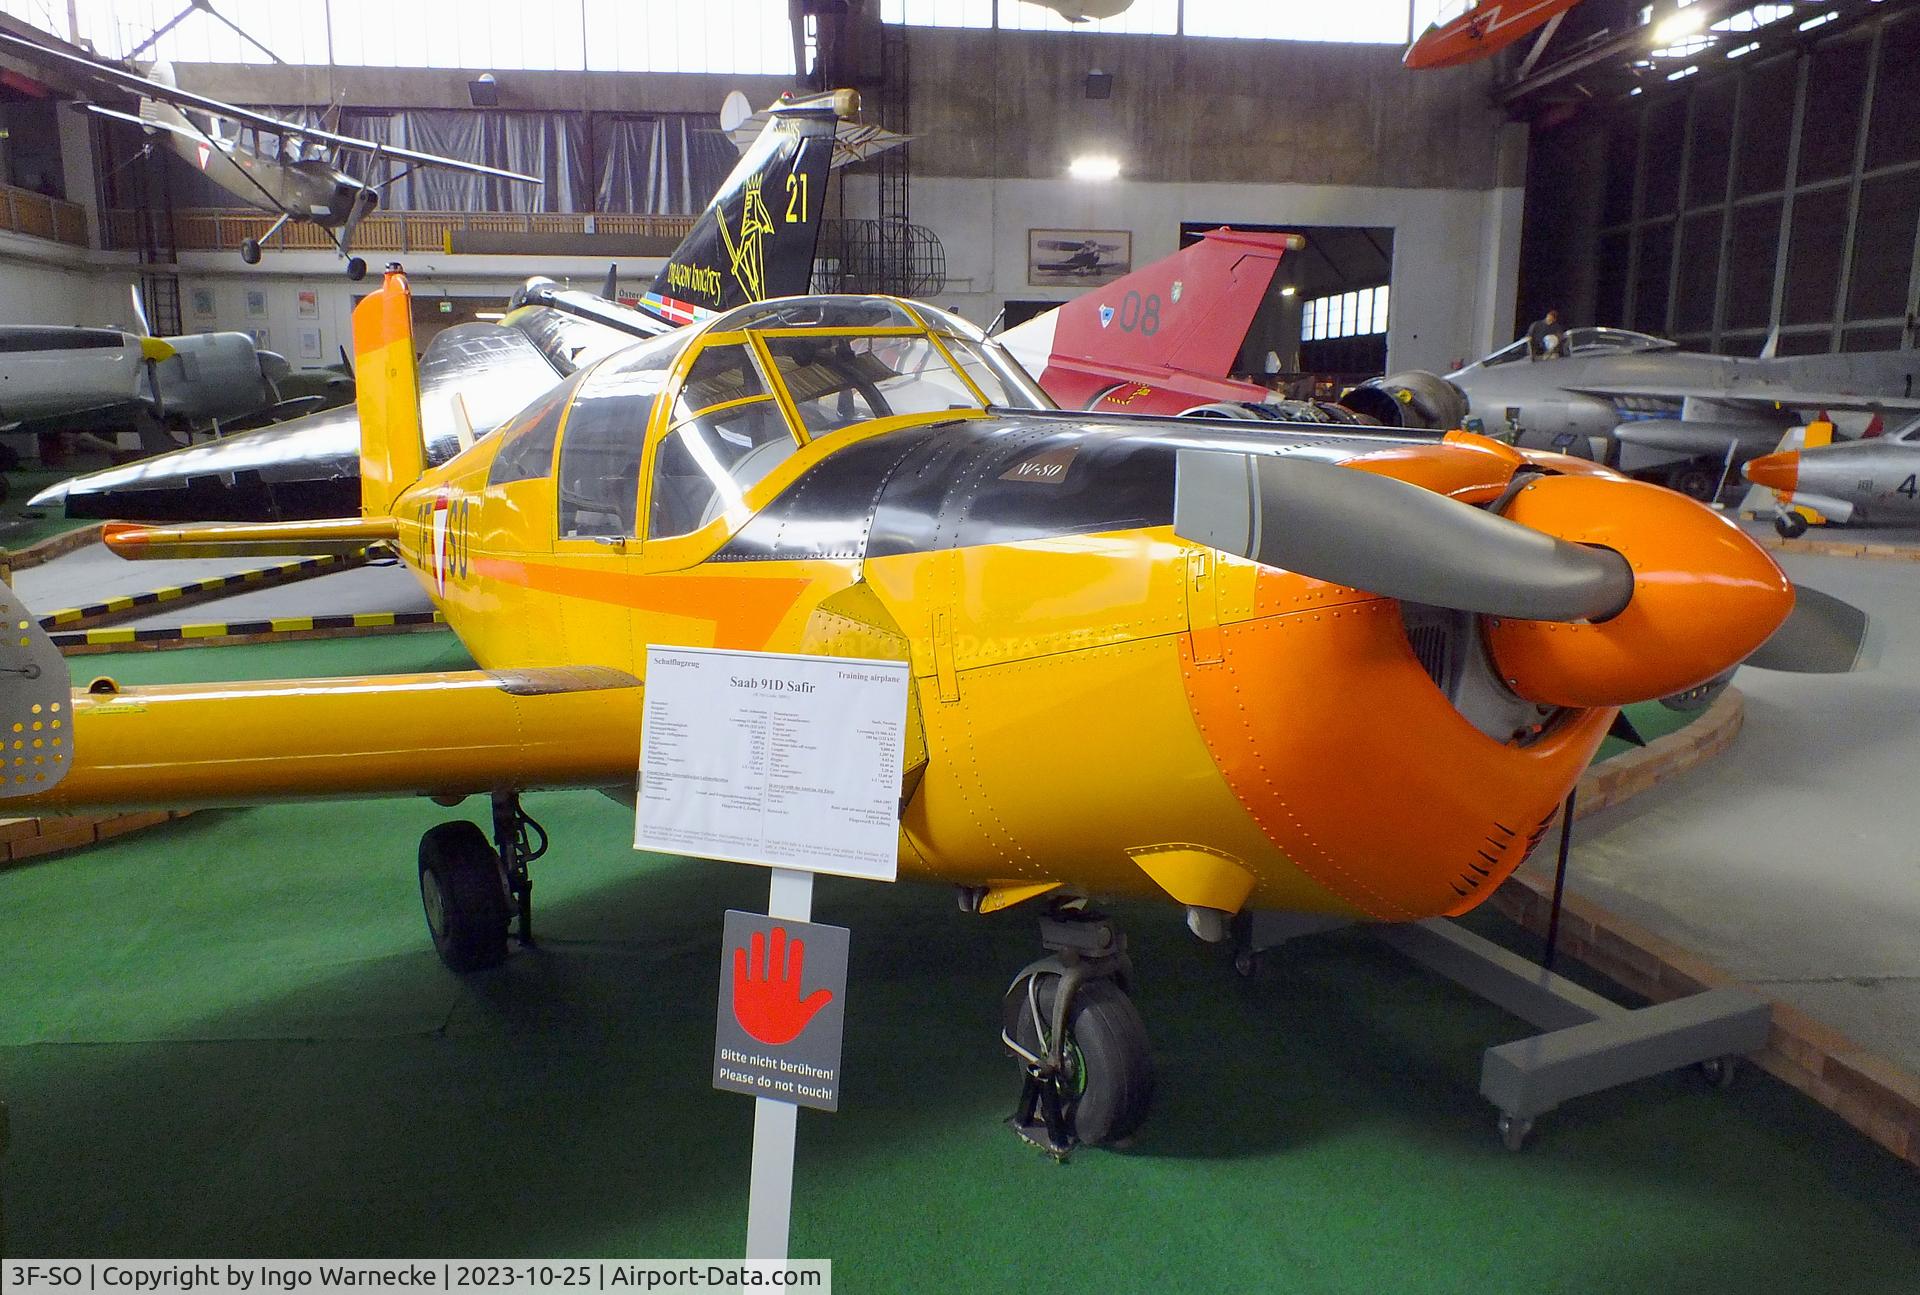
636 645 908 1263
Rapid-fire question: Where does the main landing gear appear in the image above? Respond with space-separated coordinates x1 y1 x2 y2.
417 791 547 972
1000 902 1154 1158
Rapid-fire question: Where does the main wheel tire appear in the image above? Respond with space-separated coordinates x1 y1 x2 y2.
418 820 510 973
1667 465 1717 501
345 256 368 282
1775 512 1809 539
240 239 262 265
1004 973 1154 1147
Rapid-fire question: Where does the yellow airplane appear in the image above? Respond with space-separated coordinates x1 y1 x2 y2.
1 268 1856 1150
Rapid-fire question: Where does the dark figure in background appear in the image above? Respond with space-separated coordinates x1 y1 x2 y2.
1527 307 1564 360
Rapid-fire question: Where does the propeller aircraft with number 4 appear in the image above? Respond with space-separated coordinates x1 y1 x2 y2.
0 267 1870 1154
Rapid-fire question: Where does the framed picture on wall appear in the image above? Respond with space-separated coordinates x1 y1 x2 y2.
189 287 215 318
1028 229 1132 288
298 326 323 361
245 289 268 319
296 289 319 318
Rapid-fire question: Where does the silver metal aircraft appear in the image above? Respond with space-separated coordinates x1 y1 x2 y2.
0 28 540 281
1745 418 1920 536
1366 327 1920 498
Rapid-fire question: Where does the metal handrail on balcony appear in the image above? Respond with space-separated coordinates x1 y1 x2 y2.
103 208 699 255
2 185 88 248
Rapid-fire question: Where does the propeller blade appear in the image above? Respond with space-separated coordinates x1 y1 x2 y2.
128 283 151 337
1745 584 1871 673
1174 450 1635 623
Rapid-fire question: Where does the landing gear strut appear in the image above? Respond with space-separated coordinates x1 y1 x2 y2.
417 792 546 973
1001 905 1154 1158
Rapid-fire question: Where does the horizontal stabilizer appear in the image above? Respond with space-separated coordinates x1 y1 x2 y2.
103 517 398 559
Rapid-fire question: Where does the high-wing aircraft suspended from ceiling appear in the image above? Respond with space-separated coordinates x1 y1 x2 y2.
0 27 542 280
0 267 1868 1152
30 90 887 521
1403 0 1588 69
1355 330 1920 499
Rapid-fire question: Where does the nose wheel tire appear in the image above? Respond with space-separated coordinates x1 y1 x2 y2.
240 239 262 265
345 256 368 282
1003 972 1154 1148
419 820 511 973
1774 512 1809 539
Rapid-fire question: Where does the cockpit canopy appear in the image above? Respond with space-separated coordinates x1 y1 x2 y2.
1465 327 1679 371
484 294 1052 543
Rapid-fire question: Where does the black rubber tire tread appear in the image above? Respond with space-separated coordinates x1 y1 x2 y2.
1004 973 1154 1146
418 820 509 973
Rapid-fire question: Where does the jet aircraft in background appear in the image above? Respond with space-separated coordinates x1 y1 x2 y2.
1394 329 1920 498
1745 416 1920 536
0 267 1865 1154
997 228 1366 422
0 27 542 280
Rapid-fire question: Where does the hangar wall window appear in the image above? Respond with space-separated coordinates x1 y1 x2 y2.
1302 286 1389 342
1187 0 1410 43
1565 2 1920 357
879 0 1411 41
33 0 795 75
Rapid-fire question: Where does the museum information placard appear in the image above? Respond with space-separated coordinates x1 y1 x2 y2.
635 646 908 882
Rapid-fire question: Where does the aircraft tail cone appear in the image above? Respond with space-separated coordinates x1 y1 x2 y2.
1743 450 1800 495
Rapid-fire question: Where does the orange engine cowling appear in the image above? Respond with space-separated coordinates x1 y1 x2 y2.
1482 474 1793 708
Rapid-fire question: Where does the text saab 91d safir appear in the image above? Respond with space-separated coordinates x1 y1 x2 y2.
0 269 1867 1152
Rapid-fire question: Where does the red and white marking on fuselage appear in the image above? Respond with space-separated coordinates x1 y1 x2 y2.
431 494 451 596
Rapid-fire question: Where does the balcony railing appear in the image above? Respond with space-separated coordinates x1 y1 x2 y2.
103 209 699 256
2 185 88 248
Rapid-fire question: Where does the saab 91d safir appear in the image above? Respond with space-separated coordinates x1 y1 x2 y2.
0 269 1866 1151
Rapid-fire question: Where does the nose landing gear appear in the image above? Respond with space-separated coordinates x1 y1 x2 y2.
417 791 547 973
1001 905 1154 1158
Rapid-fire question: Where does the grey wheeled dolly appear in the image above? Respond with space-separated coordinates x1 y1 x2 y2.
1239 912 1772 1150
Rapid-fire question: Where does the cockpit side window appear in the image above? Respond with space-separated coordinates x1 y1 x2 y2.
487 373 582 486
555 367 666 538
648 343 797 539
1482 339 1532 367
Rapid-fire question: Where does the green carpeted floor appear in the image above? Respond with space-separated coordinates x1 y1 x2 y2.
1 634 1915 1290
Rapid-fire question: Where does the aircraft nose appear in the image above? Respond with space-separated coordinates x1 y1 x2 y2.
1743 450 1800 494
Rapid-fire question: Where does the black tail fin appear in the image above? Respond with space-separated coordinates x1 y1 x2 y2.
601 262 618 301
642 89 852 324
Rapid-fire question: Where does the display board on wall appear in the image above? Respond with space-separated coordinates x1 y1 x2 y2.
1029 228 1132 287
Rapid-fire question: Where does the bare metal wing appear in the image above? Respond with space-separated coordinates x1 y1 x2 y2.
0 28 540 185
1568 382 1920 415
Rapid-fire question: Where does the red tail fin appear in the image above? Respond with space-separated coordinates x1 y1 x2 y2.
1000 228 1298 413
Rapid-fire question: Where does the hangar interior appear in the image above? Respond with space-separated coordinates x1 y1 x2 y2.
0 0 1917 1289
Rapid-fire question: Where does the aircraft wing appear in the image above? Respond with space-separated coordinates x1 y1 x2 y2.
0 29 539 184
10 662 646 812
1568 382 1920 414
36 323 565 521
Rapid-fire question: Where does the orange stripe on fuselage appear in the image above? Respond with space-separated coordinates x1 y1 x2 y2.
469 555 811 648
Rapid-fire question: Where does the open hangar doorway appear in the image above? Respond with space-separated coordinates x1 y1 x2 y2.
1179 222 1394 399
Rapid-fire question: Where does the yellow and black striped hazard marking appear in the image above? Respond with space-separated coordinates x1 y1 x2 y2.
39 551 367 631
51 609 444 650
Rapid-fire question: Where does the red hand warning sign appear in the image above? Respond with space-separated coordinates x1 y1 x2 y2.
714 910 849 1111
732 925 834 1046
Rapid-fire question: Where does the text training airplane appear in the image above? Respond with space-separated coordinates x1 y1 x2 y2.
0 266 1864 1151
